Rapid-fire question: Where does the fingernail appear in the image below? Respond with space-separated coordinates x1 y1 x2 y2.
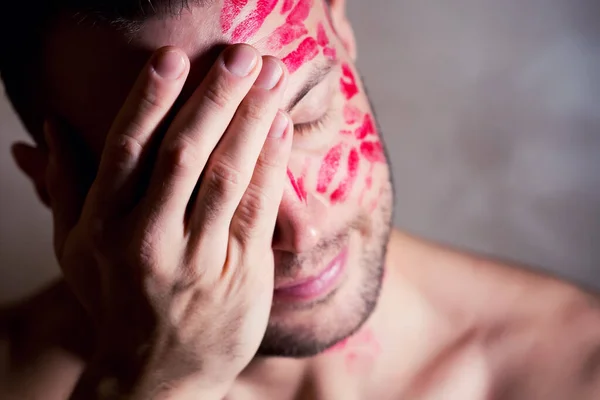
268 111 289 138
152 49 186 80
254 57 283 90
224 45 258 77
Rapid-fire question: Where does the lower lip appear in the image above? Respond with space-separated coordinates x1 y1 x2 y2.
274 248 348 301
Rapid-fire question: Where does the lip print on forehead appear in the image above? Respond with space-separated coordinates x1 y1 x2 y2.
268 0 313 51
221 0 249 34
281 0 295 14
222 0 336 73
282 37 319 73
230 0 279 42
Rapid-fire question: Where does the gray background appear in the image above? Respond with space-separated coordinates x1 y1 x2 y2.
1 0 599 303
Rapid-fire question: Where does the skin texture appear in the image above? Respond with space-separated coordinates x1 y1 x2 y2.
2 0 600 399
37 0 393 360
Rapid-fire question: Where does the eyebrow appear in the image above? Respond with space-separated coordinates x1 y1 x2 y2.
285 59 336 113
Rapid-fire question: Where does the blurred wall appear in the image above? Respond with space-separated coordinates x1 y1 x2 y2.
1 0 599 302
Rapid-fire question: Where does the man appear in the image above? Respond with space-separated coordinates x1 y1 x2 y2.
1 0 599 398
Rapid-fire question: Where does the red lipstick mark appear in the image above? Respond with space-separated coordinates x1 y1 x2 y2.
340 63 359 100
323 47 337 61
231 0 278 42
330 148 360 203
268 23 308 50
287 0 312 23
317 22 329 46
325 328 382 374
287 168 307 202
360 141 385 163
343 104 362 125
282 37 319 73
281 0 295 14
317 143 343 193
359 164 375 206
221 0 249 34
365 164 374 189
268 0 313 51
369 187 384 213
354 114 375 139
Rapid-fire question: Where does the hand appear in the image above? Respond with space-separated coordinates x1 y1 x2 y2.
43 44 291 399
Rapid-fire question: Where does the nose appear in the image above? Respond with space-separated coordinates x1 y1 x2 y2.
272 189 328 254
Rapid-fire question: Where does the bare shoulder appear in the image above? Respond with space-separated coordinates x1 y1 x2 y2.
384 230 600 399
0 280 92 398
1 279 93 360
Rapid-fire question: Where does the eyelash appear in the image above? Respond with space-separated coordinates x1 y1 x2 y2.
293 109 332 135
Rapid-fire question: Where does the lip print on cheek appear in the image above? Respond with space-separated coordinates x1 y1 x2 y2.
330 148 360 204
340 63 359 100
317 143 344 194
354 114 375 140
343 104 361 125
316 22 337 60
287 168 308 203
320 63 386 208
359 141 385 163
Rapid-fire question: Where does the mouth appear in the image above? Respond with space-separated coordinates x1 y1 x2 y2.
273 246 349 302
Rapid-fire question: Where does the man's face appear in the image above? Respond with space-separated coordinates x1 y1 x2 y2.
43 0 394 357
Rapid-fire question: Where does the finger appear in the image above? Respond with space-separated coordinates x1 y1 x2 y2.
230 111 292 247
142 44 261 226
192 56 287 238
90 47 189 215
43 120 86 255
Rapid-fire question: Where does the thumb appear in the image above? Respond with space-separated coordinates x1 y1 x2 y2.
44 119 87 256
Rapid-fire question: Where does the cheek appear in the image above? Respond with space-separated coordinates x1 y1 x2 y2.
304 64 386 208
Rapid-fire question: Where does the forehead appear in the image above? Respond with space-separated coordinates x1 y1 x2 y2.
43 0 329 152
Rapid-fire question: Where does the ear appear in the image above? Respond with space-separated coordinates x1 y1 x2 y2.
328 0 357 61
11 142 51 208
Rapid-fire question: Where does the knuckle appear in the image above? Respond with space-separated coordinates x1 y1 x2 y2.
160 138 201 177
237 99 267 124
106 134 144 168
240 187 269 220
202 162 240 201
234 185 271 236
206 159 245 190
202 78 232 111
87 215 109 251
134 81 167 114
255 150 286 173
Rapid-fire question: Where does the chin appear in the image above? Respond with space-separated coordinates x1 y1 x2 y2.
257 182 394 358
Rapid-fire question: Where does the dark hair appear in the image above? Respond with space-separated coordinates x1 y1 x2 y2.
0 0 206 139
